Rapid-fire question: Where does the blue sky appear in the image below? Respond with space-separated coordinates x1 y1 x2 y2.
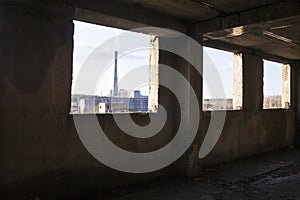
72 20 283 98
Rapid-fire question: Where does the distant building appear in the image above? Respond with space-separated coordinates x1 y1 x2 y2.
129 90 148 112
71 91 149 114
118 89 131 98
70 52 149 114
96 102 106 113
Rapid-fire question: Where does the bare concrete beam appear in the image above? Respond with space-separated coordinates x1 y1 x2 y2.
11 0 187 33
74 8 153 31
203 39 294 64
71 0 187 32
192 0 300 35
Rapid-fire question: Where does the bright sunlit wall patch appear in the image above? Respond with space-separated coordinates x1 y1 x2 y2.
263 60 291 109
71 20 159 114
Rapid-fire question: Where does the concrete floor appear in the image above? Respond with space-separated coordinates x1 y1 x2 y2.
76 147 300 200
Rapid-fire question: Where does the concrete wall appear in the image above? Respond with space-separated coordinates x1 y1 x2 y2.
196 53 294 166
199 110 294 165
0 4 189 198
0 1 72 182
0 2 296 198
294 61 300 147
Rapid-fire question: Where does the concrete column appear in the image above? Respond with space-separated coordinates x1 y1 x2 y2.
158 35 203 177
242 53 263 111
233 53 243 110
282 64 291 108
0 2 73 185
148 35 159 112
294 61 300 147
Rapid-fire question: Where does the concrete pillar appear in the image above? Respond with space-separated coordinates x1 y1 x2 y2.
148 35 159 113
233 53 243 110
282 64 291 108
294 61 300 147
0 2 73 185
242 53 263 111
158 35 203 177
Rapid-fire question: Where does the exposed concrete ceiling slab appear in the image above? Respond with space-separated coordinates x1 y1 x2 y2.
113 0 283 21
11 0 300 61
203 0 283 14
203 15 300 60
193 0 300 34
113 0 219 21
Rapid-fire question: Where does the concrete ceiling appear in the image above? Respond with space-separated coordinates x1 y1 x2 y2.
16 0 300 61
113 0 283 21
108 0 300 61
203 15 300 60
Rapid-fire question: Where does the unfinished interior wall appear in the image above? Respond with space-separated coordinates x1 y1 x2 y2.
294 61 300 147
0 2 296 198
0 3 74 186
0 3 191 198
198 53 294 165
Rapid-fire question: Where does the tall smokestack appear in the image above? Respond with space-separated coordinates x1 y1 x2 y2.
113 51 118 96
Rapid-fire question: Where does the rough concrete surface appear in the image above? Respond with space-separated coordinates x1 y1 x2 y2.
77 148 300 200
0 1 299 200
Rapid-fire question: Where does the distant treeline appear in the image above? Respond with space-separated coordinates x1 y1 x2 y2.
264 95 281 108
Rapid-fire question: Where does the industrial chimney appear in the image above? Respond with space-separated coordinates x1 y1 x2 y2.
113 51 118 96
